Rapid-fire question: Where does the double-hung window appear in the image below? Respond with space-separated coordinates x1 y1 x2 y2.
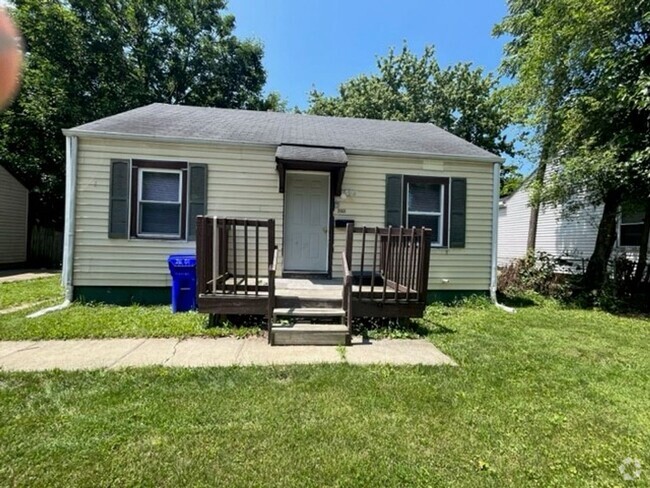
619 206 645 247
405 177 448 246
108 158 207 241
137 169 183 238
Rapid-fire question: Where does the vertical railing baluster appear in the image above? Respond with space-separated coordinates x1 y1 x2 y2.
400 227 409 298
358 227 366 299
370 227 378 298
244 222 248 295
395 227 403 301
255 221 259 296
232 220 237 295
408 227 416 301
345 223 354 291
418 227 426 299
212 217 218 294
382 226 391 302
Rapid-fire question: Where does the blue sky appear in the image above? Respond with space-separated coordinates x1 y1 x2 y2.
230 0 509 110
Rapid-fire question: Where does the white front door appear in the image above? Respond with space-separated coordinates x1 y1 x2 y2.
284 172 329 272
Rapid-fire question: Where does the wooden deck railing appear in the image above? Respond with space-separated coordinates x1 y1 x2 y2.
196 217 276 297
344 223 432 304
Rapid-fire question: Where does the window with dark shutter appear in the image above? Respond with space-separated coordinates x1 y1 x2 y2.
384 174 466 248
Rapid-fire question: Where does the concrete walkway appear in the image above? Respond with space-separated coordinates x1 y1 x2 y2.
0 270 58 283
0 337 456 371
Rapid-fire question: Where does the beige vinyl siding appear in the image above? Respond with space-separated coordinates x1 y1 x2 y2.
0 165 28 264
332 155 494 291
73 138 283 287
73 138 494 291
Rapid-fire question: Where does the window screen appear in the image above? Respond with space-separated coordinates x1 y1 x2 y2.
138 170 182 237
406 182 444 246
620 207 645 247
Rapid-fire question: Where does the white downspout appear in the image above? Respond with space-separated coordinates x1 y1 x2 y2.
490 161 515 313
28 136 77 318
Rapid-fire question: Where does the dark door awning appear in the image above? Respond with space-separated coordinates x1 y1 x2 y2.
275 144 348 195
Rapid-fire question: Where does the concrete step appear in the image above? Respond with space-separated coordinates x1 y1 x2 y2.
273 307 346 318
270 323 350 346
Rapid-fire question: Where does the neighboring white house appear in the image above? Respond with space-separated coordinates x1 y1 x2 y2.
498 175 647 268
0 164 29 266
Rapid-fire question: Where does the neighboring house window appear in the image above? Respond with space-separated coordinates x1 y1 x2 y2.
619 206 645 247
403 177 449 247
138 169 183 238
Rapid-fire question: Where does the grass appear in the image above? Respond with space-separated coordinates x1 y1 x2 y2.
0 295 648 486
0 275 63 309
0 276 258 340
0 303 259 340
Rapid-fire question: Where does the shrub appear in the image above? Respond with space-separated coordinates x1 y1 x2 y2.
498 251 571 299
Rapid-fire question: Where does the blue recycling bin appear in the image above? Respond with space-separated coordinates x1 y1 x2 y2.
168 254 197 312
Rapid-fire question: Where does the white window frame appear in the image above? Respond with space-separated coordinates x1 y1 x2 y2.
406 181 444 247
618 209 644 248
137 168 183 239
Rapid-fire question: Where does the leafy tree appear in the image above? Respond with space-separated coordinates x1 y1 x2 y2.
495 0 649 290
0 0 282 229
308 44 521 194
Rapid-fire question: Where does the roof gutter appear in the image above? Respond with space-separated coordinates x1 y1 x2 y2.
61 129 505 164
61 129 279 150
490 160 515 313
28 136 77 318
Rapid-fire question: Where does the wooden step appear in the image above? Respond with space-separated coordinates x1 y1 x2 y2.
276 296 342 309
273 307 346 318
271 323 350 346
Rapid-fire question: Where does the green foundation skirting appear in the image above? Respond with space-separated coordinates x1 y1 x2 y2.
74 286 487 307
74 286 171 306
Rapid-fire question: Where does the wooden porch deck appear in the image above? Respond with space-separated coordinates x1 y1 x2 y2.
195 217 431 345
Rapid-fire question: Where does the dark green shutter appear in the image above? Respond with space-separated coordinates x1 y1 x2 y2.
385 174 403 226
108 159 130 238
187 163 207 240
449 178 467 248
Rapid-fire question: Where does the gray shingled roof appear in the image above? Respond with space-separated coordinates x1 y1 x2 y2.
66 103 502 161
276 144 348 164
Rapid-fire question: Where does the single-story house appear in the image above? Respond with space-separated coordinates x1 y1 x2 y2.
61 103 504 308
0 163 28 267
498 174 647 268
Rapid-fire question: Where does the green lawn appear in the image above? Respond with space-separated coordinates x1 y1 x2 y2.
0 276 257 339
0 275 63 309
0 303 258 339
0 296 648 486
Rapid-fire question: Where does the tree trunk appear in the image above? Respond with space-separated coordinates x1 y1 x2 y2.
583 190 623 290
633 200 650 285
526 163 545 251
